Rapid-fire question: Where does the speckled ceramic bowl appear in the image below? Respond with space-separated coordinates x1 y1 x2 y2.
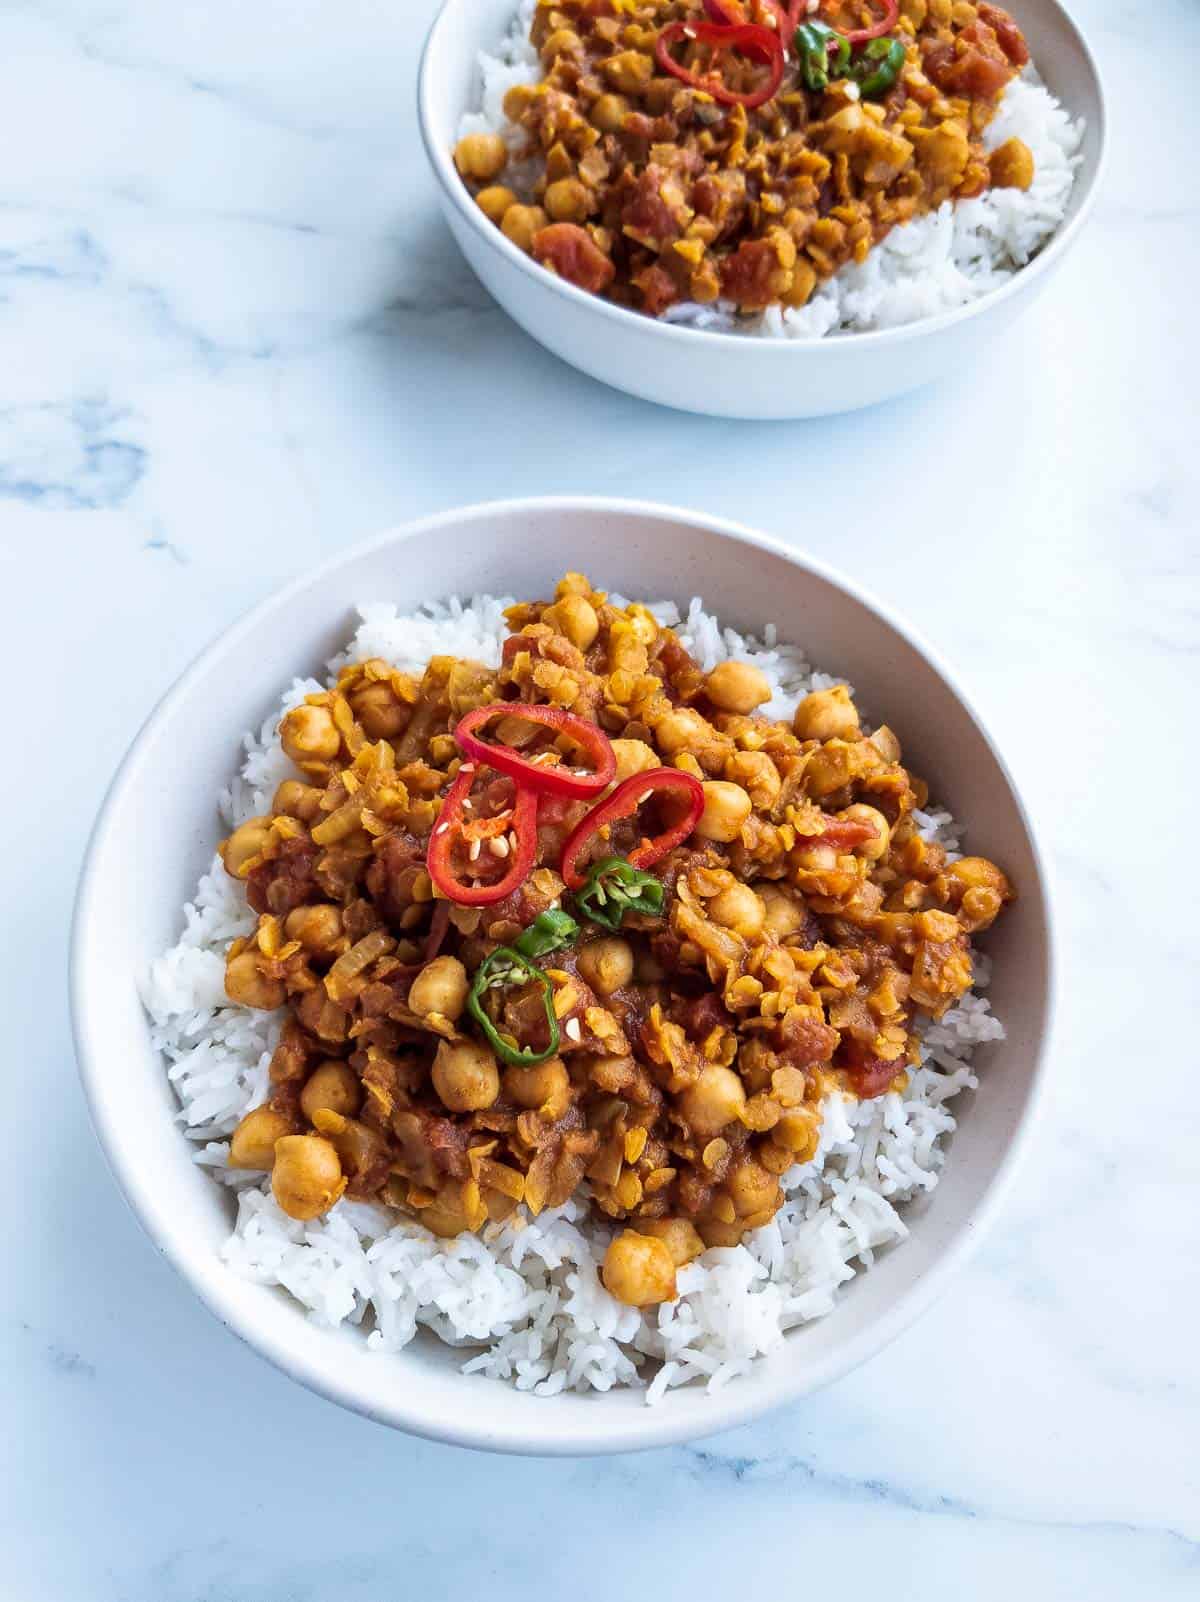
418 0 1105 419
72 499 1054 1454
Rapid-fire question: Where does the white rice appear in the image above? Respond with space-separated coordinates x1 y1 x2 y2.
142 593 1004 1403
458 0 1084 338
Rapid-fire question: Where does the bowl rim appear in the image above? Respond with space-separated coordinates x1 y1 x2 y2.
70 496 1057 1455
417 0 1107 355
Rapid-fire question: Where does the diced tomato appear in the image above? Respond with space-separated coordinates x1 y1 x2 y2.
845 1055 902 1098
531 224 615 294
978 3 1029 65
923 28 1013 99
633 262 681 316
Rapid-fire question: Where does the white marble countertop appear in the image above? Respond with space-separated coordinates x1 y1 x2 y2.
4 0 1197 1594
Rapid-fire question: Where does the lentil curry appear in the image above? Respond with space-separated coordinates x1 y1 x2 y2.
222 575 1013 1308
453 0 1035 318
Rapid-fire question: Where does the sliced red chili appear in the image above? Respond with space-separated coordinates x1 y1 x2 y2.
822 0 899 44
426 762 539 906
560 769 705 891
454 703 615 801
655 20 785 108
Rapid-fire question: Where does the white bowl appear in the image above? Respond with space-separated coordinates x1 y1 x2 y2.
419 0 1105 419
72 498 1054 1455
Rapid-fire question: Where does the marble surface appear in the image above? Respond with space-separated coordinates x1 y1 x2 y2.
3 0 1197 1594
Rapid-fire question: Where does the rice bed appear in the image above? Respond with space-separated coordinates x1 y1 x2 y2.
142 594 1003 1403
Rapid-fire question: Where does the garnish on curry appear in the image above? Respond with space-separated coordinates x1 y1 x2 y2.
453 0 1035 317
221 575 1013 1307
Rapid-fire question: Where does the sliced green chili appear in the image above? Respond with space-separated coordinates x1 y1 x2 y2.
794 20 851 91
513 907 579 961
576 855 665 933
467 946 560 1068
850 35 905 97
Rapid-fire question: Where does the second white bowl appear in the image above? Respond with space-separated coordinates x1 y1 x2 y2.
419 0 1105 419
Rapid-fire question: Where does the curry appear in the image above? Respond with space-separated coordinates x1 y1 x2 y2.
453 0 1035 317
221 574 1012 1307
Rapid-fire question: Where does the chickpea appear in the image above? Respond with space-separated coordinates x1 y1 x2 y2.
220 816 271 877
273 779 322 822
694 780 753 843
501 203 548 253
707 882 765 940
839 803 890 861
654 706 708 756
299 1060 361 1123
503 1057 570 1111
697 1215 744 1249
679 1064 747 1138
284 903 344 957
544 177 591 223
793 839 837 872
946 856 1011 932
555 572 591 598
502 83 536 121
544 592 599 651
541 26 583 61
603 49 654 95
989 137 1034 191
432 1039 500 1112
725 749 781 810
610 738 660 783
591 92 628 132
453 131 508 181
947 856 1010 895
727 1159 780 1217
280 702 339 767
621 605 657 647
228 1105 293 1169
634 1216 704 1267
775 1109 820 1161
476 184 517 225
577 937 635 995
792 685 860 742
602 1229 677 1307
408 955 470 1022
224 949 286 1011
704 660 772 716
801 743 857 800
350 680 408 740
271 1135 346 1220
760 884 807 941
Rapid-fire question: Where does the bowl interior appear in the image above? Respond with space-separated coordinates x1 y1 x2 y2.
73 500 1051 1454
420 0 1105 348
